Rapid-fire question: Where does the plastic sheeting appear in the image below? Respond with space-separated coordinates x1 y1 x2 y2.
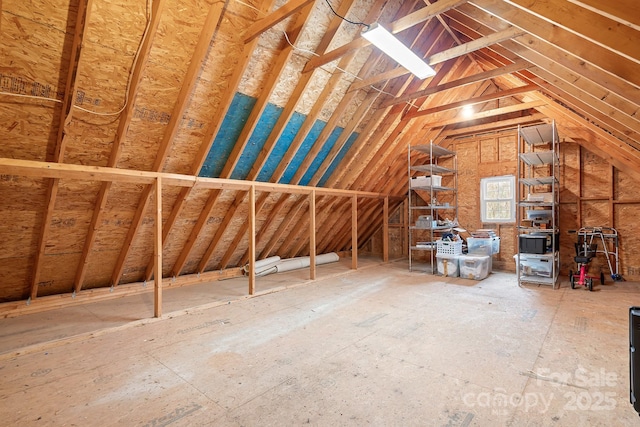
243 253 339 277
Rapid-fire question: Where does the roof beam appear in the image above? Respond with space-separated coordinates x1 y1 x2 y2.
406 84 538 119
504 0 640 63
380 58 531 108
419 100 546 128
468 0 640 88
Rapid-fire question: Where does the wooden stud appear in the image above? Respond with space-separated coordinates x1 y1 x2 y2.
352 195 358 270
248 185 256 295
154 177 163 318
112 185 153 286
383 196 389 262
309 190 316 280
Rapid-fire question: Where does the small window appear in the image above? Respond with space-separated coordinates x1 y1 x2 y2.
480 175 515 223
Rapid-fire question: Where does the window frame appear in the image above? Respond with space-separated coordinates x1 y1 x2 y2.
480 175 516 223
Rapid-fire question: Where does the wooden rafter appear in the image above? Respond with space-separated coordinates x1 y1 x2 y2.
219 3 315 180
291 6 439 190
30 0 93 300
157 0 279 279
504 0 639 63
336 58 473 191
188 3 317 274
356 25 524 90
447 10 640 129
75 0 166 293
452 6 640 106
468 0 640 88
417 100 546 129
111 1 226 286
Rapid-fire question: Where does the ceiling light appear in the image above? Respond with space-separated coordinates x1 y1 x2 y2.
461 105 474 118
362 23 436 80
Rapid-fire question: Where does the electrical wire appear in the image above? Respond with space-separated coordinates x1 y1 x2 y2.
323 0 369 29
73 0 152 116
0 92 63 103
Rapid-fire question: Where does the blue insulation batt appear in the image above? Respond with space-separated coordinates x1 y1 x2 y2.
199 93 256 178
199 92 359 186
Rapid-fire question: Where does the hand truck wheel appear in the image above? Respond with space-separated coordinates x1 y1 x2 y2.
587 277 593 291
600 271 605 285
569 270 575 289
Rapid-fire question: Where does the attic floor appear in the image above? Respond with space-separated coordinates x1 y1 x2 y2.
0 257 638 426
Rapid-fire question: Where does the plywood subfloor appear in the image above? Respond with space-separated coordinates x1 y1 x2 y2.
0 259 638 426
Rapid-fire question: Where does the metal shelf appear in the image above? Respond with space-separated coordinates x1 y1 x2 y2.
517 121 560 288
519 152 556 166
411 164 455 174
410 185 456 192
408 142 457 274
518 201 557 207
410 205 456 210
411 144 455 158
520 176 556 186
519 123 555 146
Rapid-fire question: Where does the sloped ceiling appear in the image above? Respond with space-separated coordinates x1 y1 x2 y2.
0 0 639 304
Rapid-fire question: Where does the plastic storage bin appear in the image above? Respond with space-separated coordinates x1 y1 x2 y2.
436 240 463 255
467 237 500 255
458 254 491 280
513 253 553 277
410 175 442 188
436 254 459 277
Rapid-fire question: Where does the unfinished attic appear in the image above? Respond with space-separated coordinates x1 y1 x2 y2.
2 0 640 424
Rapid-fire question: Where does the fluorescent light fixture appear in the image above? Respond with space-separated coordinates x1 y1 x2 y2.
361 23 436 80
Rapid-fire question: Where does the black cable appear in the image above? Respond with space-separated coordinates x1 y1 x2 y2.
323 0 369 29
